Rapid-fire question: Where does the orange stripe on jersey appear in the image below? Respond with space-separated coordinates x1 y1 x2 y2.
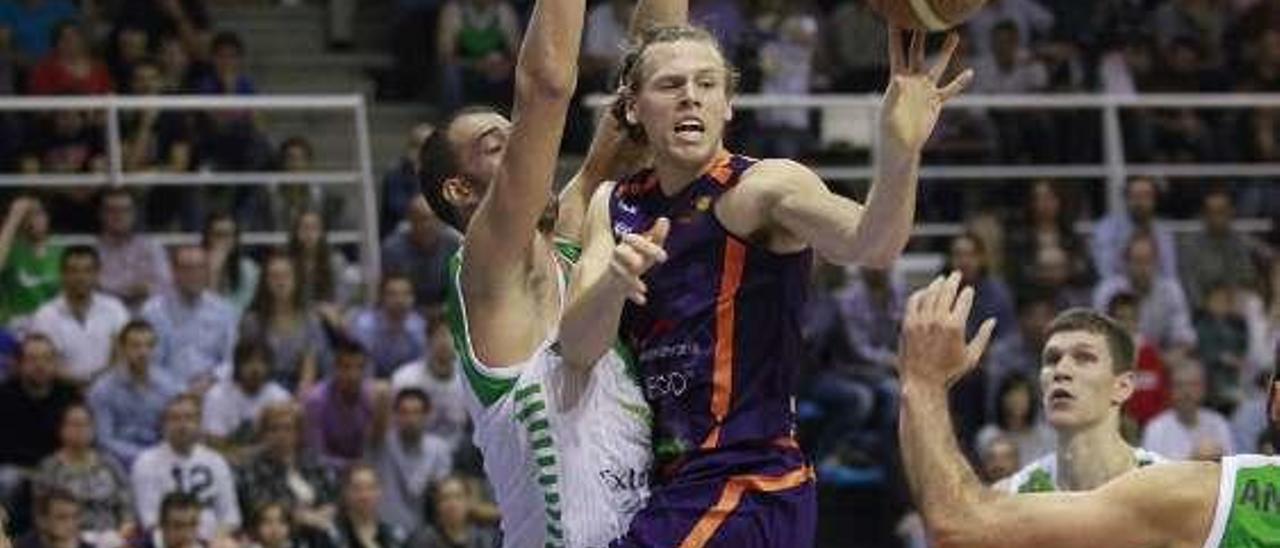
702 238 746 450
677 466 815 548
708 152 734 186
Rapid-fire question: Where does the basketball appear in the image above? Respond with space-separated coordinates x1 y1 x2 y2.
867 0 990 32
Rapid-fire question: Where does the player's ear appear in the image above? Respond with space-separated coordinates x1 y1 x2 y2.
1113 371 1136 407
441 177 472 207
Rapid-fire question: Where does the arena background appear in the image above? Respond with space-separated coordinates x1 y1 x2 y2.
0 0 1276 546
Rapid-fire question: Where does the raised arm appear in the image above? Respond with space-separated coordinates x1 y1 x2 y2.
555 0 688 242
560 185 667 371
0 197 34 271
462 0 586 272
768 29 969 267
896 273 1215 548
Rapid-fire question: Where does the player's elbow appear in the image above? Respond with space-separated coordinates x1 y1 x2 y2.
515 64 577 103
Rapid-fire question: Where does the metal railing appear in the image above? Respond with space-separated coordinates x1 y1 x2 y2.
0 94 380 300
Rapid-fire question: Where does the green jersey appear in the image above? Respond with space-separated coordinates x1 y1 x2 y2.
0 240 62 323
1204 455 1280 547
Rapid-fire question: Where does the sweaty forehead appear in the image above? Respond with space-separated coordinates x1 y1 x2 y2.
639 40 726 80
1043 330 1109 358
447 112 510 149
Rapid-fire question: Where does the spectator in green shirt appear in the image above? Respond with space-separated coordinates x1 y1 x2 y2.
0 196 63 326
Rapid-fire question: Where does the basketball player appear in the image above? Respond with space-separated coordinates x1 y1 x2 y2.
899 272 1279 547
560 25 973 546
416 0 685 544
997 308 1165 493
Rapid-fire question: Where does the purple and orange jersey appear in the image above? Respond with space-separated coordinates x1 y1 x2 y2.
608 152 816 547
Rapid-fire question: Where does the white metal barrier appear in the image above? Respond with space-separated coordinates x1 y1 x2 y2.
0 94 380 300
585 93 1280 237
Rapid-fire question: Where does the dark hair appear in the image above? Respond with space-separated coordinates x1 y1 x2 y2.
380 273 414 299
612 24 739 143
994 373 1038 430
287 212 336 304
418 105 501 232
100 187 134 207
991 19 1020 39
211 31 245 56
248 500 293 536
232 337 275 383
279 136 313 163
61 244 100 270
340 462 378 490
132 56 163 75
49 20 81 52
35 486 78 517
159 492 201 523
20 332 55 360
1046 308 1136 374
118 319 155 343
332 334 367 358
248 252 305 320
944 231 989 277
203 212 244 293
1124 233 1158 261
394 387 431 411
164 393 202 420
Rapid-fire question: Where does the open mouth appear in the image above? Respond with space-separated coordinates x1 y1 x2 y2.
673 118 706 140
1048 387 1076 406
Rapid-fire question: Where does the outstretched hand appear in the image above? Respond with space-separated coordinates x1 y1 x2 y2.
881 27 973 153
898 271 995 387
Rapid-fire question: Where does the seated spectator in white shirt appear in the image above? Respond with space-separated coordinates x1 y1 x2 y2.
88 320 180 468
95 189 172 310
202 338 290 453
131 395 241 543
1142 361 1236 460
391 317 468 449
1093 234 1197 354
347 274 426 379
30 245 129 384
142 245 238 393
371 388 453 534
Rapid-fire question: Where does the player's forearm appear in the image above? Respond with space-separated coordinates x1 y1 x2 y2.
514 0 585 102
560 271 630 371
854 144 920 267
899 380 996 548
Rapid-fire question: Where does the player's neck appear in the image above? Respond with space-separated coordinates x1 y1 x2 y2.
1056 419 1134 491
654 148 727 197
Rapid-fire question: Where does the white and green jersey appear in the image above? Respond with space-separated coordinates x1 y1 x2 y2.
996 447 1166 494
1202 455 1280 547
445 242 652 548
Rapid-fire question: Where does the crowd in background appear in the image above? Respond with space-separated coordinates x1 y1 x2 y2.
0 0 1275 547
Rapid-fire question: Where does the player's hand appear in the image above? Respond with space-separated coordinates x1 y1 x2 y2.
607 218 670 305
898 271 995 387
881 27 973 153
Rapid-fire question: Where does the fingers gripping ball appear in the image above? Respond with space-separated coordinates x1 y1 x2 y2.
867 0 990 32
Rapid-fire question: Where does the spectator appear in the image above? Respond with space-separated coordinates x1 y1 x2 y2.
331 464 407 548
327 0 356 50
95 189 172 310
371 389 453 534
87 320 179 468
347 275 426 378
966 0 1055 57
1108 292 1171 427
106 23 149 93
131 395 241 542
379 124 435 238
817 0 887 93
1142 361 1236 459
201 339 290 452
1194 283 1250 413
975 373 1054 468
1093 235 1197 353
581 0 633 91
156 35 199 93
1005 180 1094 300
977 434 1020 485
142 245 238 392
391 318 468 448
381 197 460 309
1026 245 1093 310
28 22 112 95
244 500 331 548
195 32 269 173
689 0 747 60
236 402 339 539
1230 372 1273 457
985 294 1057 414
287 211 353 308
135 492 202 548
0 334 80 482
1179 190 1271 309
203 212 259 313
1091 177 1180 281
30 246 129 383
123 58 196 174
239 254 333 393
754 6 819 159
406 476 498 548
0 196 63 327
0 0 78 64
971 21 1053 162
115 0 210 58
33 404 133 546
14 488 90 548
435 0 520 111
36 109 104 179
303 338 391 469
947 232 1018 339
1152 0 1226 65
